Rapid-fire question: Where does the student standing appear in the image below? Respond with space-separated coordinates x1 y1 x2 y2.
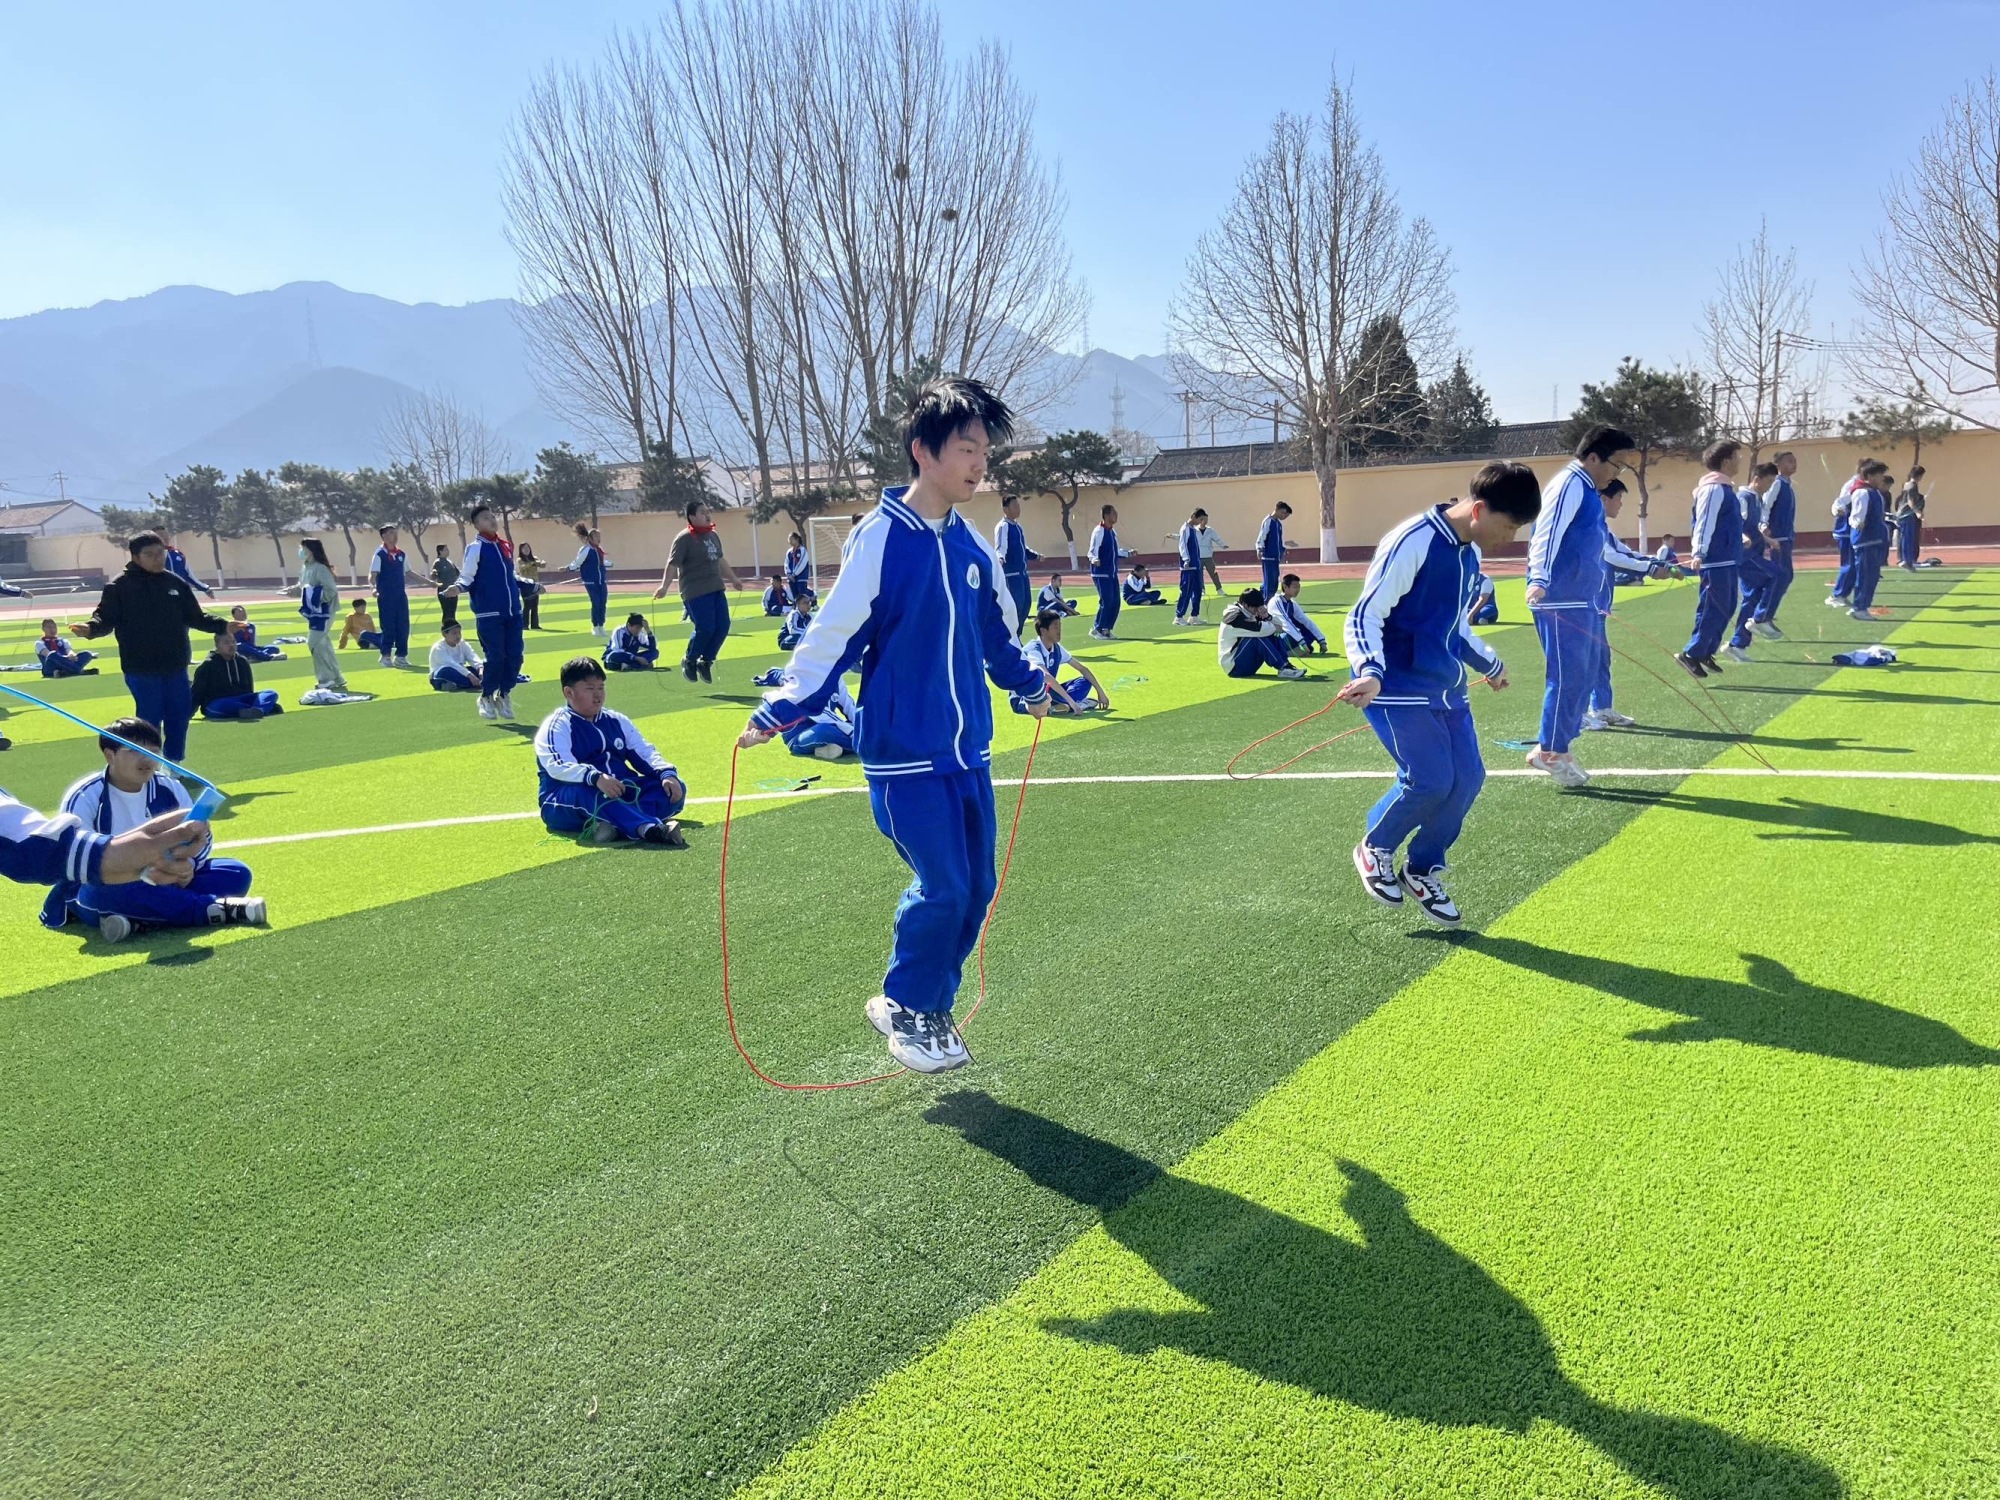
1828 459 1867 606
656 500 743 683
517 542 544 629
570 523 611 636
71 531 230 766
1342 464 1541 924
783 531 814 602
1725 463 1779 663
1257 501 1293 600
1175 508 1208 625
1197 516 1226 597
192 629 281 720
1086 503 1129 641
1751 450 1799 636
535 657 688 846
1848 464 1892 617
1582 480 1637 730
158 531 218 598
1523 425 1654 787
430 545 461 629
1895 467 1927 569
297 539 348 694
738 377 1049 1074
992 495 1040 634
1676 441 1745 678
444 505 526 721
368 524 416 666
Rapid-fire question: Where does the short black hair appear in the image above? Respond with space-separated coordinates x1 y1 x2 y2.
100 716 162 754
1281 572 1300 588
436 543 449 554
1574 424 1636 462
789 531 803 543
1752 461 1780 479
378 523 396 536
626 612 646 627
1861 459 1891 479
1100 502 1116 518
1468 461 1543 522
1773 450 1795 465
1191 507 1207 520
560 656 606 688
466 504 493 525
128 531 164 556
902 376 1015 477
1910 465 1926 478
1034 607 1065 633
683 499 706 520
442 619 461 634
1701 440 1742 470
1602 478 1628 498
1274 502 1292 516
1238 587 1266 608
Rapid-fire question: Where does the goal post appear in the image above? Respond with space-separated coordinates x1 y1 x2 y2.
805 516 854 593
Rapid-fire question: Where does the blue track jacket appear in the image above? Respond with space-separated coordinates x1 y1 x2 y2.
1344 505 1502 710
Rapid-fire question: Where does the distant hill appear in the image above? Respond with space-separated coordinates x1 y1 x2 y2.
0 281 1254 505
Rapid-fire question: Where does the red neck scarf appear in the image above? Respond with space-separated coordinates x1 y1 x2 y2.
689 521 717 536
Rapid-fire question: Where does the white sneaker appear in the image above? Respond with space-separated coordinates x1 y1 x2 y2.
1749 620 1782 640
379 654 393 667
1352 843 1403 906
1277 665 1308 680
1580 711 1609 732
497 693 516 721
1595 708 1637 727
1088 628 1113 641
394 655 411 667
477 696 498 720
1725 644 1753 663
207 897 267 927
810 742 846 761
1398 866 1462 925
1826 595 1849 607
1526 748 1590 788
867 995 968 1073
97 913 134 943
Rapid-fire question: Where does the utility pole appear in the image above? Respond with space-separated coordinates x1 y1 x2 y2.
1271 396 1282 443
1178 390 1198 448
1768 329 1783 447
52 471 67 502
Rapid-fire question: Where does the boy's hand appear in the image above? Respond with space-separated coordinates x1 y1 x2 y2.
1524 585 1546 606
652 588 667 601
69 622 91 638
663 775 686 805
1486 667 1510 691
1336 675 1380 709
594 772 625 798
102 811 208 886
1025 695 1050 719
738 724 775 748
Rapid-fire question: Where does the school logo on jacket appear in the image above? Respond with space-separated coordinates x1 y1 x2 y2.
965 562 980 588
613 737 625 750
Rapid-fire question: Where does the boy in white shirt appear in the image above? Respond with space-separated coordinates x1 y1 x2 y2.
428 621 485 693
1270 574 1331 655
1011 608 1112 714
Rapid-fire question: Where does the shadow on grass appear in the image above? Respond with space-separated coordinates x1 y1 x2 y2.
1603 724 1913 754
1572 787 2000 846
1710 683 1992 708
928 1093 1843 1500
206 788 295 819
1419 932 1997 1068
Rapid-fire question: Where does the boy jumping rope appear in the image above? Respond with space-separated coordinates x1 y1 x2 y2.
737 377 1049 1074
1342 463 1542 925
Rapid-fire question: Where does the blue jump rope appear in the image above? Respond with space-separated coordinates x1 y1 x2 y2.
0 682 227 821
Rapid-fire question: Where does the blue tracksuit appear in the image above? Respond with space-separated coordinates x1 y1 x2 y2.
1345 504 1502 875
165 547 214 597
5 789 110 901
1122 573 1163 605
763 583 789 616
44 770 252 930
1685 477 1743 659
1257 513 1288 599
1015 635 1094 711
1831 486 1857 599
1087 523 1125 634
992 518 1039 633
1469 573 1498 626
1587 558 1616 713
535 705 684 838
750 487 1047 1013
1271 592 1327 652
1757 473 1796 624
1037 586 1077 617
1176 523 1204 621
777 604 813 650
782 679 858 758
605 624 659 670
574 542 610 631
783 545 813 600
231 622 283 662
298 579 335 631
1527 460 1651 752
461 534 525 699
36 637 94 676
369 544 414 661
1729 488 1774 649
1849 485 1889 611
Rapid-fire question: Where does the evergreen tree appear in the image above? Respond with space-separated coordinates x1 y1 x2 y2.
1561 357 1708 546
152 464 235 579
1343 315 1429 458
278 462 371 583
1003 430 1124 566
636 439 712 513
1424 357 1498 454
857 355 946 487
528 443 613 528
1840 388 1953 472
225 469 308 585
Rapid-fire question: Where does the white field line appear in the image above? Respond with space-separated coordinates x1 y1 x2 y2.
211 765 2000 851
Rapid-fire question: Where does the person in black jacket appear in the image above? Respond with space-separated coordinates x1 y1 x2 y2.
72 532 231 764
192 629 282 721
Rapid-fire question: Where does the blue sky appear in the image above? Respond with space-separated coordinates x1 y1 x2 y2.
6 0 1998 425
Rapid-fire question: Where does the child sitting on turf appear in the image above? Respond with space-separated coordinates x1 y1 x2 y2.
1218 589 1307 679
782 675 859 760
1467 570 1500 621
193 628 282 720
535 656 688 846
35 620 96 676
778 591 815 650
337 598 382 651
605 614 661 671
762 574 790 616
1012 607 1112 713
428 621 485 692
42 716 267 941
1271 574 1331 655
1122 562 1165 606
1037 573 1081 616
229 605 286 661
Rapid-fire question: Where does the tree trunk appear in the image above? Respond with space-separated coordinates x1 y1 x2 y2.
1058 497 1079 568
340 527 360 587
268 533 288 587
208 532 225 584
1316 462 1340 563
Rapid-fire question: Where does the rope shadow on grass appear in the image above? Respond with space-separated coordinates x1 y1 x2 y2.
926 1093 1843 1500
1599 724 1914 755
1571 787 2000 847
1421 933 1998 1069
1709 683 1993 709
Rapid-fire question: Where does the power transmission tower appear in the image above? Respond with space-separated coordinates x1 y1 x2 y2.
1110 379 1125 435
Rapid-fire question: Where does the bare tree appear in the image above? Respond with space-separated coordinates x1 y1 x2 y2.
1169 72 1453 559
1853 70 2000 430
1701 218 1817 462
379 390 507 547
505 61 678 460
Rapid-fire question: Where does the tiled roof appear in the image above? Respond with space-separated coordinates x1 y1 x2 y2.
0 501 85 528
1131 422 1573 483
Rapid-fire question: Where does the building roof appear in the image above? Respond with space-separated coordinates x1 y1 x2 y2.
0 500 98 532
1130 422 1574 483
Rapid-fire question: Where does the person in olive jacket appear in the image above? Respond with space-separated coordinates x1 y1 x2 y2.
72 531 231 764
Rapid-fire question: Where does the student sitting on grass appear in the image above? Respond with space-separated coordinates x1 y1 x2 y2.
228 605 286 661
1011 607 1112 713
605 614 661 671
192 628 282 720
337 598 382 652
36 620 96 676
535 656 687 847
1036 573 1082 617
1467 570 1500 622
428 621 485 693
1218 588 1308 679
762 575 791 616
43 716 266 941
1122 562 1165 606
1271 574 1331 655
782 676 858 760
778 591 815 650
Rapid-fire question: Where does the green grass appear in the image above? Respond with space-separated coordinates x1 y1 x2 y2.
1 567 1993 1497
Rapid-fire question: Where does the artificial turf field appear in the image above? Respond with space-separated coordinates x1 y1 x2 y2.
1 564 1996 1499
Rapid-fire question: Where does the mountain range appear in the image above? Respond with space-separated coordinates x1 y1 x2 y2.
0 282 1254 510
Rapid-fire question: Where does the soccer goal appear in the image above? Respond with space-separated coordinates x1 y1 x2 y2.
805 515 855 593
